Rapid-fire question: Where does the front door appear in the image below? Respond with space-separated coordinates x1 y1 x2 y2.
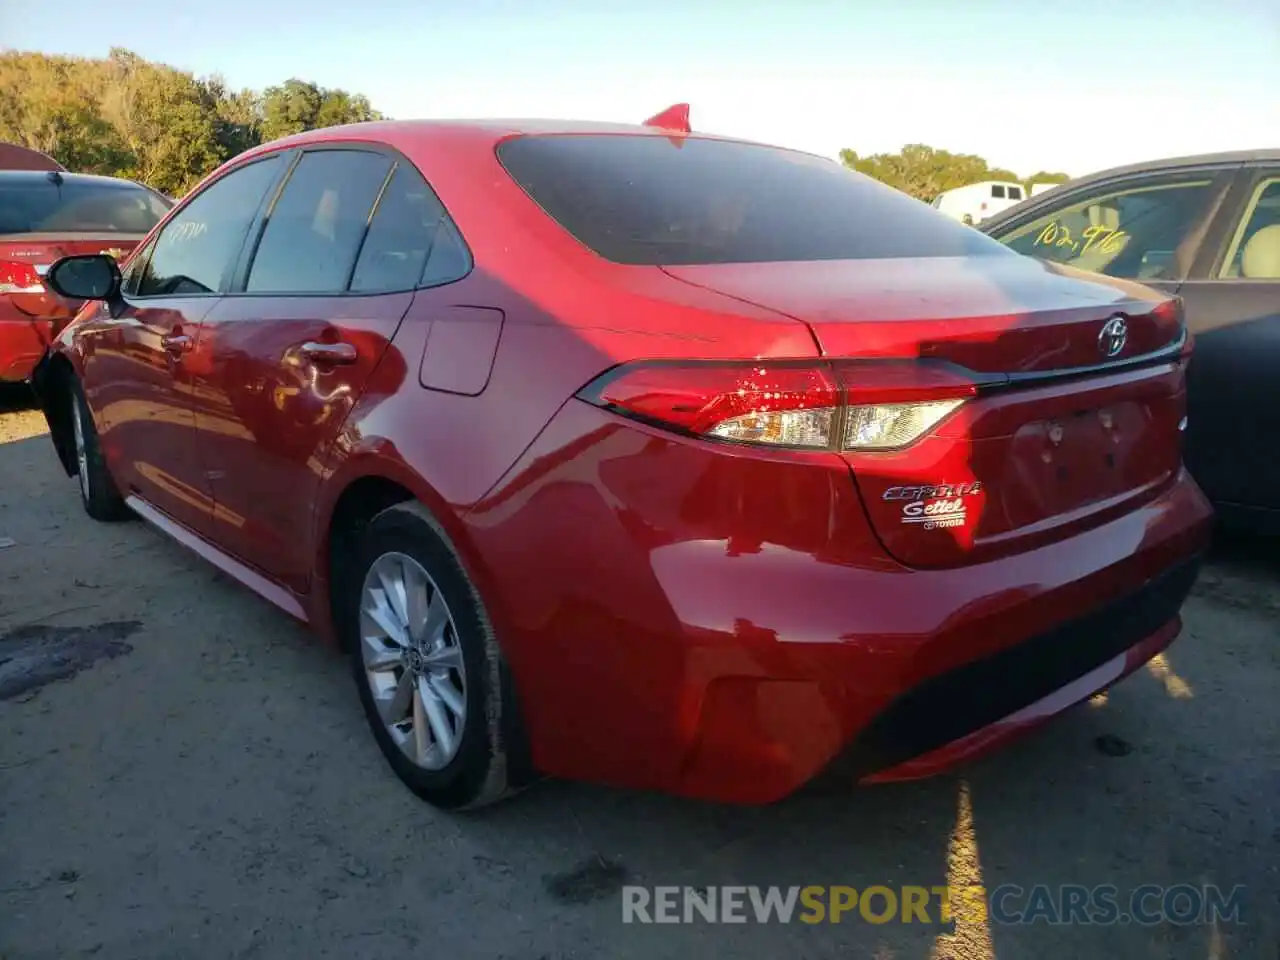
80 154 287 534
1180 167 1280 516
187 148 460 593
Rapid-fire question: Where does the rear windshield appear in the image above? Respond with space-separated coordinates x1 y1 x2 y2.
497 135 1011 266
0 178 171 236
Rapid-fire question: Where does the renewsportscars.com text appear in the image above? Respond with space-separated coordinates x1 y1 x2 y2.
621 884 1245 926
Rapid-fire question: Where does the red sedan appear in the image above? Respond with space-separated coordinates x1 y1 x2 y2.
33 110 1212 808
1 169 171 382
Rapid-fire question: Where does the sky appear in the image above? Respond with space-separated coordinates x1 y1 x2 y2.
2 0 1277 177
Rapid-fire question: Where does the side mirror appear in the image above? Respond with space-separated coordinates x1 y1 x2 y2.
45 254 121 301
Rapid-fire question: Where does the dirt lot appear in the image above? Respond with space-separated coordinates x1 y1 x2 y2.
1 386 1277 960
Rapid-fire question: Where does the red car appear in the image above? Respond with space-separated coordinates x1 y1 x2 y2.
1 169 171 382
32 110 1213 808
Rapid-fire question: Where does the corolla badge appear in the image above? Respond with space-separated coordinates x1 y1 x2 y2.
883 481 982 531
1098 316 1128 358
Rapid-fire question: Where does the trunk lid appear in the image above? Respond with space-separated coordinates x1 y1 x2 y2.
662 256 1180 372
662 255 1189 568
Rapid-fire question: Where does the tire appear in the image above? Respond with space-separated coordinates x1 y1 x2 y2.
345 501 527 810
69 378 132 522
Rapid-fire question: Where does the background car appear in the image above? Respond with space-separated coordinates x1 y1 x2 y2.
34 116 1211 809
0 169 172 382
981 150 1280 534
0 142 66 172
930 180 1027 224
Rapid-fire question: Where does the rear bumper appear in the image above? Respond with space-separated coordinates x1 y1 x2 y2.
0 317 53 382
826 556 1198 786
469 403 1214 804
670 535 1205 805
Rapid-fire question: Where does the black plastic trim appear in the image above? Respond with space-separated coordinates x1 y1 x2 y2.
821 553 1203 783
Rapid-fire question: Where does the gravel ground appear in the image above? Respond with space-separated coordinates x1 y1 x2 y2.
1 386 1277 960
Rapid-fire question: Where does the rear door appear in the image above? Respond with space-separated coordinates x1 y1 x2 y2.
189 147 459 592
1177 163 1280 518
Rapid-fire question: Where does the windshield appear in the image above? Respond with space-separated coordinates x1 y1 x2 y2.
497 134 1012 266
0 178 172 236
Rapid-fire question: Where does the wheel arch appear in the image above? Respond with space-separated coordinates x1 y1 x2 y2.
314 460 508 656
316 464 540 792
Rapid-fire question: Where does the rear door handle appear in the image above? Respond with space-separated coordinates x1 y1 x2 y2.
161 333 192 356
297 341 358 364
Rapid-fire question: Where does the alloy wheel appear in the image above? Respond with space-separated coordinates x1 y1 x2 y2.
358 551 467 771
71 399 90 501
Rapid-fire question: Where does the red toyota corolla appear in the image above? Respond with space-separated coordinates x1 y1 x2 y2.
32 110 1213 809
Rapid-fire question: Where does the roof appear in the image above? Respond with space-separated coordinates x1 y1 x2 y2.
1064 148 1280 186
234 116 799 165
0 142 65 172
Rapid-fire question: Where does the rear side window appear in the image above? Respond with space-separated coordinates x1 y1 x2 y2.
246 150 393 294
349 163 469 292
497 135 1008 266
0 178 170 236
136 157 282 297
992 185 1007 199
1007 186 1023 201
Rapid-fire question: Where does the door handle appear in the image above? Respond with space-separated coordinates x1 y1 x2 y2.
297 341 358 364
161 333 192 356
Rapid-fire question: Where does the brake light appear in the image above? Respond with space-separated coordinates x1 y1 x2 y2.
1150 296 1185 334
577 360 973 451
0 260 44 295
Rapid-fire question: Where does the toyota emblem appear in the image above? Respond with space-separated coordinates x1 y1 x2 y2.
1098 316 1128 358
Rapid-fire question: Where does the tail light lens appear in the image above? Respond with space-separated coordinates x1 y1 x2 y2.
1152 296 1188 343
843 399 966 450
577 360 974 451
0 260 45 295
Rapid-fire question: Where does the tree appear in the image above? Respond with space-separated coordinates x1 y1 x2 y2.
0 52 130 174
98 49 224 196
1026 170 1071 186
0 49 385 195
260 78 381 142
201 76 261 162
839 144 1071 202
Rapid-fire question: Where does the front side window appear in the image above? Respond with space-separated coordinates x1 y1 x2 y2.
135 157 282 297
1007 186 1023 201
1218 177 1280 280
246 150 392 294
498 135 1009 266
995 177 1216 280
120 239 155 296
992 185 1007 199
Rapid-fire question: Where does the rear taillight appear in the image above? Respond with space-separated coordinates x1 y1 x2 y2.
1151 296 1185 338
576 360 974 451
0 260 45 295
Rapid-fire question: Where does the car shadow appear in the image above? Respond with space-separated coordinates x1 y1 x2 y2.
0 383 37 414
